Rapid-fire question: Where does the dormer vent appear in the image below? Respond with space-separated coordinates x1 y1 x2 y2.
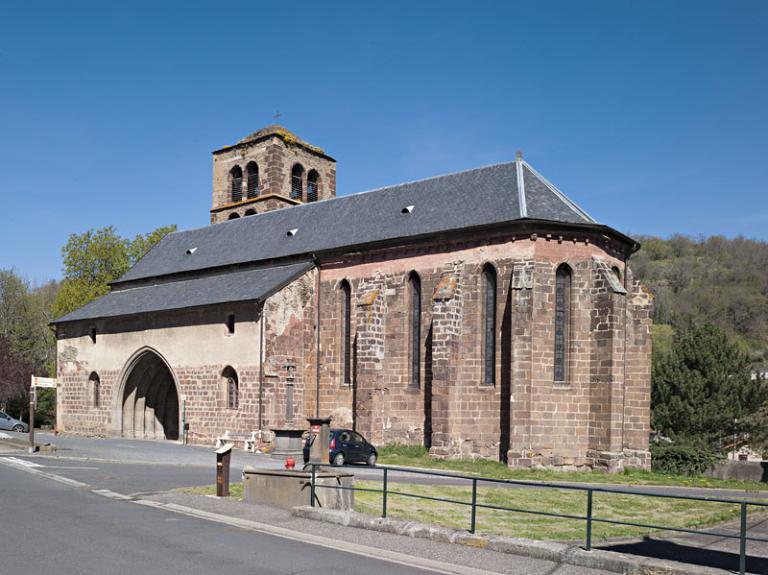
287 228 298 237
402 205 415 214
186 247 198 255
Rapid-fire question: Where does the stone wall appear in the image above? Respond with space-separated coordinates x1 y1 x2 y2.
313 230 651 470
56 228 652 470
55 271 316 444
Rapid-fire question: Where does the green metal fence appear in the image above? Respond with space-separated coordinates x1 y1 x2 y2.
308 463 768 575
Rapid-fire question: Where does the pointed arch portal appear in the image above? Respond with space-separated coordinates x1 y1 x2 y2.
119 350 180 440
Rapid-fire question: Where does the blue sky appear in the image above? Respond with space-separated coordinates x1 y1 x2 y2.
1 1 766 282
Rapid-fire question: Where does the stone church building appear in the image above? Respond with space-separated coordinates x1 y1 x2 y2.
54 125 652 471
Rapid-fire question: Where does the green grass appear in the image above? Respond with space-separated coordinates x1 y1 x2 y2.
180 479 749 542
377 444 768 491
353 480 745 541
182 483 244 499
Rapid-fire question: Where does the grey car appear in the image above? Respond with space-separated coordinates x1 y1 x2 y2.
0 411 28 433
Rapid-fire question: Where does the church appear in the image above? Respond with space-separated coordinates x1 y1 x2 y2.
53 125 652 471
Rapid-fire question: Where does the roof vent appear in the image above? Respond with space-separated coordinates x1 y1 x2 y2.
287 228 298 237
401 205 414 214
186 247 197 255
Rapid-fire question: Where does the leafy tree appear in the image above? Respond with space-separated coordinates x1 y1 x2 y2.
0 271 57 376
652 324 767 450
0 335 33 416
52 225 175 319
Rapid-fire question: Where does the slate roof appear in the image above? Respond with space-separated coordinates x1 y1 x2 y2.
53 261 313 323
116 158 602 286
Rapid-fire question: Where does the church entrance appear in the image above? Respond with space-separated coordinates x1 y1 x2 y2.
120 349 179 440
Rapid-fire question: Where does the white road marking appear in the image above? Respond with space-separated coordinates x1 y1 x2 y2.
1 456 43 468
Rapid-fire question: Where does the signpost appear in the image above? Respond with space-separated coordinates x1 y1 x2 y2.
29 376 57 453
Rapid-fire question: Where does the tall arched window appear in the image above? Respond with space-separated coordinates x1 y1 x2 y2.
246 162 260 198
482 265 497 386
307 170 319 202
409 272 422 388
291 164 304 200
89 372 100 408
554 264 572 384
340 280 352 385
230 166 243 202
222 366 239 409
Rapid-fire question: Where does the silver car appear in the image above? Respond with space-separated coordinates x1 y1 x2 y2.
0 411 28 433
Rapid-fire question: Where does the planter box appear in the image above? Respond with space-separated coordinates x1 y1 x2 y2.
243 467 354 510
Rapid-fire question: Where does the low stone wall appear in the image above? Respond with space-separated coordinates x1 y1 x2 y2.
243 468 354 510
705 461 768 483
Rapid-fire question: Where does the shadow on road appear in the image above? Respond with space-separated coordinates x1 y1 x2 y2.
600 537 767 574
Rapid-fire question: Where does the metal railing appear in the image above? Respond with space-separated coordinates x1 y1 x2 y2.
308 463 768 575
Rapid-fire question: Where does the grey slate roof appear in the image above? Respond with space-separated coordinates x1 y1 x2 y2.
54 261 313 323
116 159 598 286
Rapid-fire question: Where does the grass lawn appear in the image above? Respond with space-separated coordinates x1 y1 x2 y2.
353 479 747 542
377 444 768 492
180 479 748 542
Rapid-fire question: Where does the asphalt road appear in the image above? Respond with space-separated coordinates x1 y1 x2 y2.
0 462 435 575
12 433 768 502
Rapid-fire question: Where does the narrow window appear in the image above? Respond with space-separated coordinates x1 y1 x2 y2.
554 264 572 383
341 281 352 385
483 265 497 385
230 166 243 202
409 272 421 388
226 313 235 335
246 162 259 198
223 366 239 409
90 327 97 344
89 372 100 408
307 170 319 202
291 164 304 200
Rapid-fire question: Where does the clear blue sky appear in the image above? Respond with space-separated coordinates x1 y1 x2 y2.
1 1 766 282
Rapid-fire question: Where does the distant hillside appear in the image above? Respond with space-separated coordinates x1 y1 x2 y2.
631 235 768 363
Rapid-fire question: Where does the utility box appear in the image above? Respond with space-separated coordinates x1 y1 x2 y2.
307 417 332 465
216 443 233 497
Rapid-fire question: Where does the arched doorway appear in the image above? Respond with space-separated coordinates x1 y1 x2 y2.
119 349 180 440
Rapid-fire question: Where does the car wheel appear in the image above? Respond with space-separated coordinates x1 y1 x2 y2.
332 452 345 466
367 453 377 466
12 424 24 433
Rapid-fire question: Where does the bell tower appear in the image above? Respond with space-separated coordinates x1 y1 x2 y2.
210 125 336 223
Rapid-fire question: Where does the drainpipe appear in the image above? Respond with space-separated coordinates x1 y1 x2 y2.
313 255 321 418
258 300 265 433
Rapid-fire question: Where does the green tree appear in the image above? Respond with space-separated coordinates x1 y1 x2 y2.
52 225 175 319
652 324 767 450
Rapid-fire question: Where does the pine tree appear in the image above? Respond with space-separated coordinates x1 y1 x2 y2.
652 324 767 451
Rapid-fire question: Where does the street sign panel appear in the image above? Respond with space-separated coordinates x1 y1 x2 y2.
31 376 57 388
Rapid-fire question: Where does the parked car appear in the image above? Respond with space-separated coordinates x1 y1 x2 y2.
303 428 377 466
0 411 28 433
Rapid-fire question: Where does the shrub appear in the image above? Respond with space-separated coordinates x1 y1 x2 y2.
650 442 720 476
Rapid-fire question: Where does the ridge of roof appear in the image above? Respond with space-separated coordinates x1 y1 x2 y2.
521 160 596 223
515 154 527 218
